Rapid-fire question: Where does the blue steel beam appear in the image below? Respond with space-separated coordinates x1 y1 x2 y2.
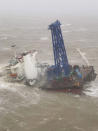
49 20 70 77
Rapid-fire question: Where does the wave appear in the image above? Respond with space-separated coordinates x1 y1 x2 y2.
66 24 72 26
63 30 72 33
0 78 40 110
40 37 48 41
84 82 98 97
1 47 11 51
76 28 88 32
0 37 8 40
76 39 86 42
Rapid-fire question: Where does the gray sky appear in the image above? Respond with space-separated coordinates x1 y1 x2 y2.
0 0 98 16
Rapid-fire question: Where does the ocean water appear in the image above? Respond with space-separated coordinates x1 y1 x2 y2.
0 15 98 131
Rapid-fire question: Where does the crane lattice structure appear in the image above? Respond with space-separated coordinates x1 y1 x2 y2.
49 20 70 77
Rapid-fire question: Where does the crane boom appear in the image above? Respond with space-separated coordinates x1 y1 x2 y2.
49 20 70 77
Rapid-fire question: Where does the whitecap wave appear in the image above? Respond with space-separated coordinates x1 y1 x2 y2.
66 24 72 26
84 82 98 97
0 80 17 92
0 63 40 107
40 37 48 41
76 39 86 42
1 47 11 51
63 30 71 33
0 78 40 107
0 37 8 40
76 28 88 32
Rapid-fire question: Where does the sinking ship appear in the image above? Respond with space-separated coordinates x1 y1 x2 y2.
4 50 48 86
41 20 97 93
4 20 96 94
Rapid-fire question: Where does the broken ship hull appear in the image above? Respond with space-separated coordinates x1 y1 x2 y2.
41 66 97 94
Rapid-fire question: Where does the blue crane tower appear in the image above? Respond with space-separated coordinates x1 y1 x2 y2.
48 20 70 78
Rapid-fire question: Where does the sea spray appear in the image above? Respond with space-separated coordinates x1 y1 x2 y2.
23 52 38 80
76 48 90 66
